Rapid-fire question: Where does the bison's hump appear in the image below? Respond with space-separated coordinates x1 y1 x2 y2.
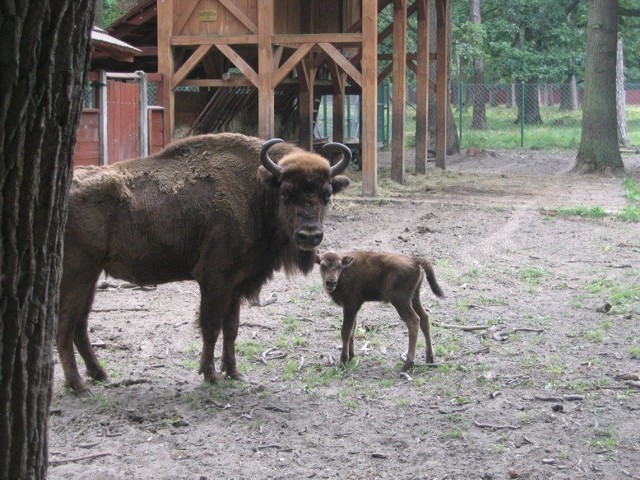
71 167 131 202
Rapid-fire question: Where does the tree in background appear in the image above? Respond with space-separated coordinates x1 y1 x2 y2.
0 1 95 478
574 0 624 174
469 0 487 129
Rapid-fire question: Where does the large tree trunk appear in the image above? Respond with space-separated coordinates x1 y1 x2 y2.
616 37 629 146
0 1 95 478
574 0 624 174
560 75 579 111
469 0 487 130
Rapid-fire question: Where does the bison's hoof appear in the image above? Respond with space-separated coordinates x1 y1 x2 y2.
67 378 93 394
87 367 108 382
402 361 415 372
226 370 247 382
425 354 435 364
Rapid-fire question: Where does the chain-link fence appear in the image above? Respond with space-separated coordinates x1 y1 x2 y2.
449 82 640 150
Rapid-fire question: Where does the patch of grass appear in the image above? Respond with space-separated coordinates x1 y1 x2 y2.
442 426 465 440
629 344 640 359
585 276 640 314
281 359 300 380
583 329 605 343
180 358 199 371
623 177 640 202
617 204 640 222
553 206 606 218
92 392 115 410
589 427 619 450
282 316 302 333
521 355 538 369
237 339 262 358
518 266 546 287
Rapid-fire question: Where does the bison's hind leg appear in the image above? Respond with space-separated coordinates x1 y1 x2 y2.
58 271 104 392
412 291 434 364
220 297 246 382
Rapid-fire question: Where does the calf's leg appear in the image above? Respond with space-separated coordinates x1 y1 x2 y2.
340 305 360 365
392 300 421 370
412 291 435 363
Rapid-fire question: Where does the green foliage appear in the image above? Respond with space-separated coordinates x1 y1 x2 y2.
554 206 607 218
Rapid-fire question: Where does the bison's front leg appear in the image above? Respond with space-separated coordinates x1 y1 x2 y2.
220 297 246 381
340 305 359 365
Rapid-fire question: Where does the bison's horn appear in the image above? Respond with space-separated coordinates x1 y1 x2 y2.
323 143 352 176
260 138 285 177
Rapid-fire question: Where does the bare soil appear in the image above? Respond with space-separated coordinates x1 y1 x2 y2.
49 149 640 480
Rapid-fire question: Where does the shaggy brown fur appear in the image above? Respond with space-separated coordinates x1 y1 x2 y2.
59 133 350 392
316 251 444 370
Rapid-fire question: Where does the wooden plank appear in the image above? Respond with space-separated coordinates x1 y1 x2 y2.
329 62 345 143
219 0 258 33
216 43 259 86
258 0 274 139
272 33 361 45
296 61 316 151
171 35 258 46
272 42 314 87
415 0 430 173
171 44 214 89
182 78 254 87
361 0 377 196
391 0 407 184
435 0 448 169
318 42 361 86
157 0 174 143
99 70 108 165
174 0 200 36
377 61 393 84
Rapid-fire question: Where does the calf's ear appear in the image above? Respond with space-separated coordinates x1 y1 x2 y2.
342 256 354 267
257 166 281 187
314 252 322 264
331 175 350 194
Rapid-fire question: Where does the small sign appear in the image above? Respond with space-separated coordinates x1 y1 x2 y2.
198 10 217 22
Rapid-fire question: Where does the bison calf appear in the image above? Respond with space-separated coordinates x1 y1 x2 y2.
316 251 444 370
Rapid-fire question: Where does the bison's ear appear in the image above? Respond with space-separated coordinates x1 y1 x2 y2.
257 165 281 187
331 175 350 194
342 256 354 268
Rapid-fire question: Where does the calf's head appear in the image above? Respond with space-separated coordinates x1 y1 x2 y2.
315 251 354 293
259 139 351 251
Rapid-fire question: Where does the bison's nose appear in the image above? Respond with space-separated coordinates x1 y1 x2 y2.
295 229 323 249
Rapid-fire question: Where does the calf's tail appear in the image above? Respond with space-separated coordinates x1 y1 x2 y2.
416 258 445 298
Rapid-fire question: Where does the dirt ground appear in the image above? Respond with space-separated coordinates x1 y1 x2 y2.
49 149 640 480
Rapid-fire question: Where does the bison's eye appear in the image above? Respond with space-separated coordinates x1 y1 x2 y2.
280 187 293 204
321 187 332 204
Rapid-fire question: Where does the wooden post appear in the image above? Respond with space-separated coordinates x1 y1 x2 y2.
157 0 174 144
435 0 448 169
361 0 378 196
330 64 346 144
258 0 275 139
415 0 430 174
297 62 316 151
98 70 108 165
391 0 407 183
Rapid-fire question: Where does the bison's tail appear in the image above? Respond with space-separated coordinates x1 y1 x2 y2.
416 258 445 298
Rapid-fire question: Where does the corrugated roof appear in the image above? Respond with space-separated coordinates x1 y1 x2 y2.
91 26 142 56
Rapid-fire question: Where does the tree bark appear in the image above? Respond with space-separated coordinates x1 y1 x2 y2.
469 0 487 130
515 81 543 125
616 37 629 146
574 0 624 174
0 1 95 478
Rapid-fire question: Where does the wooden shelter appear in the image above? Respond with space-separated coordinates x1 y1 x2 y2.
111 0 450 196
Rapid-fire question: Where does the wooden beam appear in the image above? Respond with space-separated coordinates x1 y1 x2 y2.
182 78 254 87
318 42 362 87
272 43 314 87
273 45 283 70
258 0 274 139
272 33 361 46
157 0 174 143
361 0 378 196
435 0 448 169
216 44 259 87
414 0 429 173
171 44 214 89
377 61 393 84
391 0 407 184
171 35 258 46
407 60 436 90
219 0 258 33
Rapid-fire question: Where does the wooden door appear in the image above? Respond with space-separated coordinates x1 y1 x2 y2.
107 80 140 163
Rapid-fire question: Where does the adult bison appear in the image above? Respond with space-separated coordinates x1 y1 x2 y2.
59 133 351 392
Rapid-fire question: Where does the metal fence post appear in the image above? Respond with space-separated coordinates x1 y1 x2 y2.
520 81 525 148
459 82 463 144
